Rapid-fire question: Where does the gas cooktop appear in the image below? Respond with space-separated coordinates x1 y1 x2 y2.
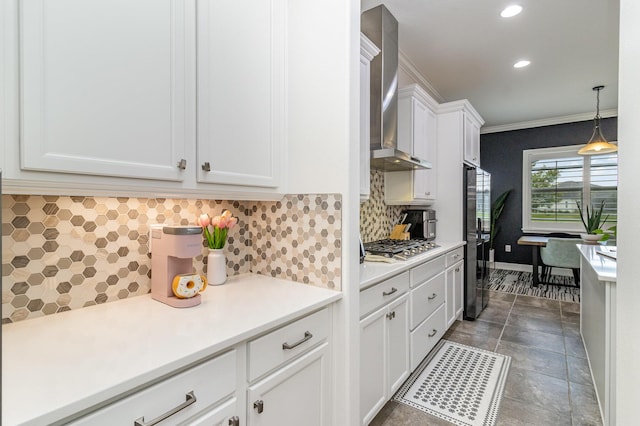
363 239 439 260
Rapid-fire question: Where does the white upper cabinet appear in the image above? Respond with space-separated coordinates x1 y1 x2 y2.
359 34 380 201
6 0 286 198
196 0 285 188
385 84 437 205
463 107 482 167
20 0 190 182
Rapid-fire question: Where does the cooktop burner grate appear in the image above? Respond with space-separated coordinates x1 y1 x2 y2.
363 239 439 259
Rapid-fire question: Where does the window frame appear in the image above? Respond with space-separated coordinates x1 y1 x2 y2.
522 144 618 233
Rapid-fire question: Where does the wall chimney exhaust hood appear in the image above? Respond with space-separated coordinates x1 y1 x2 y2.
362 5 432 172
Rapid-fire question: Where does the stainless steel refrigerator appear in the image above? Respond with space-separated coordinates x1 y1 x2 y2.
463 166 491 320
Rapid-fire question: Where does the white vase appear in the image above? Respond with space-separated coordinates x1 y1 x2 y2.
580 233 602 245
207 249 227 285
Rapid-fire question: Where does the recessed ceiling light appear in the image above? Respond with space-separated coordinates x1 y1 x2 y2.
500 5 523 18
513 60 530 68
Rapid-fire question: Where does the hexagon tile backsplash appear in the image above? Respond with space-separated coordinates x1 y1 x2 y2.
1 194 341 323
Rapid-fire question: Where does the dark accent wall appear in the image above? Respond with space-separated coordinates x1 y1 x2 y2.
480 117 618 265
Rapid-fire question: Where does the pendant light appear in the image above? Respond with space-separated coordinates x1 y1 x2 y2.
578 85 618 155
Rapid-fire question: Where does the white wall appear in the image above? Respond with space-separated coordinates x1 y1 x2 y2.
615 0 640 422
287 2 361 425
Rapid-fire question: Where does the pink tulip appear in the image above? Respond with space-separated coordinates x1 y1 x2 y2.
198 214 210 228
218 216 228 229
211 215 221 228
227 217 238 229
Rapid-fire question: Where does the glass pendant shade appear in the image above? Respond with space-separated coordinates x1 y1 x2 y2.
578 85 618 155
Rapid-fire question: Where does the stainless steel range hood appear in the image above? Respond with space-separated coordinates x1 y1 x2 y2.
362 5 431 172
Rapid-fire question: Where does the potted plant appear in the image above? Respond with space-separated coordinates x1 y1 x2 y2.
576 200 609 244
489 189 511 263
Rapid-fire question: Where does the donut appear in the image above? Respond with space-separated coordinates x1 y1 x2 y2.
172 274 207 299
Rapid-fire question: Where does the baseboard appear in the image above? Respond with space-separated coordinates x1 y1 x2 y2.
494 261 572 277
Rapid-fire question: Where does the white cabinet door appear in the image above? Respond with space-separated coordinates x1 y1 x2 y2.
20 0 190 182
463 113 480 167
445 260 465 327
196 0 285 188
247 343 330 426
360 306 387 426
386 85 437 205
453 261 464 320
387 294 410 395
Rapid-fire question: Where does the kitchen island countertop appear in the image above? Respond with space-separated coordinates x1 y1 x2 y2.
360 241 466 290
577 244 617 282
2 274 341 426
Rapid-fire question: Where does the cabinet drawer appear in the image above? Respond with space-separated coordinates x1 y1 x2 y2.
446 248 464 267
410 271 445 329
360 271 410 318
410 304 446 371
69 350 236 425
410 256 445 287
248 308 329 382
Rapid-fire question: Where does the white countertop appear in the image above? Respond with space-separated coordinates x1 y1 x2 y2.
577 244 617 282
1 274 342 426
360 241 466 290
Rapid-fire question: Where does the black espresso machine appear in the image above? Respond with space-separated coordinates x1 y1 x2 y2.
401 209 437 241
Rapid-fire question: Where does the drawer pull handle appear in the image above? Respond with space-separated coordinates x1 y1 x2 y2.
455 268 460 272
229 416 240 426
177 159 187 170
386 311 396 320
282 331 313 350
453 254 460 259
382 287 397 296
428 293 437 300
134 391 196 426
428 329 438 338
254 400 264 414
201 162 211 172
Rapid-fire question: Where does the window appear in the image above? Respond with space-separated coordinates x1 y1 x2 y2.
522 145 617 233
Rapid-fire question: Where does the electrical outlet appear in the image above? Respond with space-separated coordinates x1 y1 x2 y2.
505 244 511 253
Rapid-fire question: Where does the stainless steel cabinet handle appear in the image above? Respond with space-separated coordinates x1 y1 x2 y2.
428 293 437 300
177 159 187 170
254 400 264 414
201 162 211 172
382 287 397 296
425 192 431 196
455 268 460 272
282 331 313 350
386 311 396 320
453 254 460 259
228 415 240 426
428 329 437 338
134 391 196 426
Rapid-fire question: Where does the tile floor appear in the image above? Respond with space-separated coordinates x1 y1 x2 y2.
370 291 603 426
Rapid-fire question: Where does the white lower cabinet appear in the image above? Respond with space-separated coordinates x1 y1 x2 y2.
67 307 333 426
445 260 464 328
247 343 330 426
360 292 410 425
68 350 238 426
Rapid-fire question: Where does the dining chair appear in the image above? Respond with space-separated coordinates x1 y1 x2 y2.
539 237 581 286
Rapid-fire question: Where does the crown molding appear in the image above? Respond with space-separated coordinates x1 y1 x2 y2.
481 109 618 134
398 50 444 103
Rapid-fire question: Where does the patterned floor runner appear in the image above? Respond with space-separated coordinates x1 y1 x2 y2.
393 340 511 426
489 269 580 302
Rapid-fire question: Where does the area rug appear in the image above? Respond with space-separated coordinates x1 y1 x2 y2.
393 340 511 426
489 269 580 302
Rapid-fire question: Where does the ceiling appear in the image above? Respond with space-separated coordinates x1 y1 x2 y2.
361 0 620 132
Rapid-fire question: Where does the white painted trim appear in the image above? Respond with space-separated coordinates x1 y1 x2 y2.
481 109 618 134
398 50 445 103
360 33 380 61
398 83 439 111
494 261 572 276
437 99 485 126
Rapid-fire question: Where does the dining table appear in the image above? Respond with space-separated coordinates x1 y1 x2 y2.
516 235 549 286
